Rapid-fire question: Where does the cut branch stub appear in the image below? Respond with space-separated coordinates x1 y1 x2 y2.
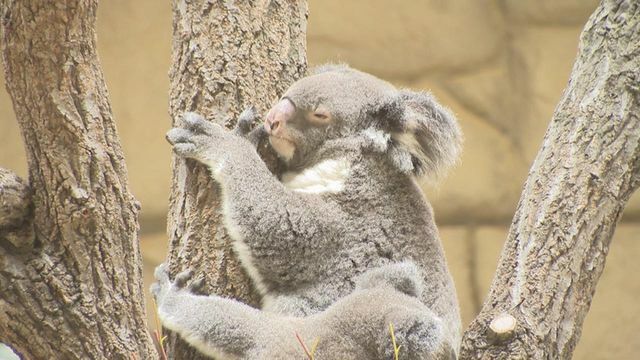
487 313 517 344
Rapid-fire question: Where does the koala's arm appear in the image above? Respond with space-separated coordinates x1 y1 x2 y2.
166 113 342 250
152 263 456 360
151 264 298 359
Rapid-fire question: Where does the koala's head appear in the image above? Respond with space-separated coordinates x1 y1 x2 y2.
264 64 462 179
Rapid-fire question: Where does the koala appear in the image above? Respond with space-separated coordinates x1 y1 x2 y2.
153 262 456 359
159 64 462 359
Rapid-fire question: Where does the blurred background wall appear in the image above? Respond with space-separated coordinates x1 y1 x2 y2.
1 1 638 359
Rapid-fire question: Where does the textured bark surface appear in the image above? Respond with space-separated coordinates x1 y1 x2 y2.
460 1 640 359
0 169 34 249
166 0 307 358
0 1 156 358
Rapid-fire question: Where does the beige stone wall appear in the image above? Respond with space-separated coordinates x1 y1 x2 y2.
1 1 639 358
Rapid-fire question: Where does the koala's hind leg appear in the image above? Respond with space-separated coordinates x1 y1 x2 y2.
151 264 293 359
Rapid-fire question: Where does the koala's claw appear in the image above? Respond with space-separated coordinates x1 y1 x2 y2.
154 262 170 282
172 143 198 159
174 269 195 288
188 275 206 293
166 119 217 160
166 128 192 145
151 263 170 299
236 106 259 130
150 264 202 300
239 106 259 121
231 106 268 147
183 112 216 135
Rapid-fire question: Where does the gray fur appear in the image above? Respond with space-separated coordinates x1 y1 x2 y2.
158 65 462 359
152 262 455 359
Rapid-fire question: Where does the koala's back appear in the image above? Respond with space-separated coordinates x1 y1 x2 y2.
339 160 460 346
260 155 461 347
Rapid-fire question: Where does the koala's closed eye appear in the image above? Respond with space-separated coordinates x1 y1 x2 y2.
307 104 332 126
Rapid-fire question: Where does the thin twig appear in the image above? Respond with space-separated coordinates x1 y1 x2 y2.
389 323 401 360
295 332 319 360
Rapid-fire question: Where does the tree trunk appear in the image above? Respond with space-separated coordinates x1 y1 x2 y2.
2 0 635 359
460 1 640 358
0 1 156 358
166 0 308 358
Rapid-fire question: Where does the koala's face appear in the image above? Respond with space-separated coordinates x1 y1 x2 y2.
264 67 396 165
264 65 461 178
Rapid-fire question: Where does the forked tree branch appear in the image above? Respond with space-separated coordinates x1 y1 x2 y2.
460 1 640 358
0 1 155 357
2 0 635 358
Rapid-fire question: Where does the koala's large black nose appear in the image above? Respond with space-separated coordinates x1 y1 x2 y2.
269 118 281 131
264 113 280 133
265 98 295 135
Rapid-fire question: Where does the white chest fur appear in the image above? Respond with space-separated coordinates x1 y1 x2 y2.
282 158 351 194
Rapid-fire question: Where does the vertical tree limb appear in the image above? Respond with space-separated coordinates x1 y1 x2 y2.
0 1 156 358
166 0 308 357
460 1 640 358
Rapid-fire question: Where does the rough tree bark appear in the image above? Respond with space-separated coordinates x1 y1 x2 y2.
0 1 156 358
1 0 636 359
460 1 640 359
166 0 308 358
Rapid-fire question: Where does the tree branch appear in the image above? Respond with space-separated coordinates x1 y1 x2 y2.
166 0 308 358
0 168 34 249
460 1 640 358
0 1 155 358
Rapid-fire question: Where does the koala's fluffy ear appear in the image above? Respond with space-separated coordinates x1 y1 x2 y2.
371 90 462 179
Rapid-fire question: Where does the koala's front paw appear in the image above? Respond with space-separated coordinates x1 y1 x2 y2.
234 106 260 136
234 106 267 147
166 112 227 165
150 262 171 303
151 263 206 305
